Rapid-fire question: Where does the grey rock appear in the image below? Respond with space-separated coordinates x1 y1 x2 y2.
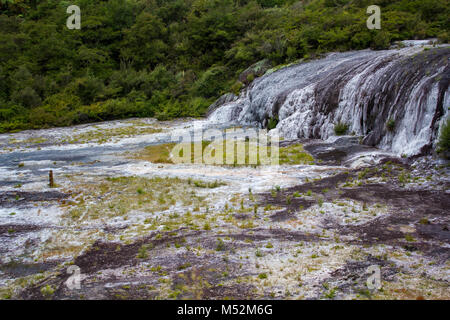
205 93 238 117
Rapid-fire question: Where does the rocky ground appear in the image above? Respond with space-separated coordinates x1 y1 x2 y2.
0 118 448 300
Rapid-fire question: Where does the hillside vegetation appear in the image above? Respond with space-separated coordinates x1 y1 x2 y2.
0 0 448 132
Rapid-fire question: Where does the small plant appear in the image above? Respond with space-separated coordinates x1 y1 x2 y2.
317 197 324 207
437 118 450 158
398 171 411 184
258 273 268 279
323 287 337 299
216 238 226 251
334 122 349 136
358 288 372 299
358 168 369 180
267 116 279 130
271 185 281 197
286 195 292 205
1 291 12 299
137 244 152 259
386 118 395 132
40 285 55 298
168 290 181 299
231 81 243 95
177 262 192 270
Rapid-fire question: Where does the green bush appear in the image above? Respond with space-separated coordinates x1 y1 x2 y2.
437 118 450 157
230 81 243 96
267 117 279 130
73 76 105 105
40 285 55 299
371 32 391 50
11 87 42 108
386 118 396 132
194 66 227 98
334 122 349 136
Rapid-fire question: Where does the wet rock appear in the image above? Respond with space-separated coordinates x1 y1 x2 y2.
0 261 59 278
209 45 450 157
0 191 69 208
0 224 43 236
205 93 238 117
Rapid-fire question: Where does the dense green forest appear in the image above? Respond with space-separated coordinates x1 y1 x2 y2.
0 0 448 132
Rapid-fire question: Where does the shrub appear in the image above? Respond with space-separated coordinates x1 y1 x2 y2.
11 87 42 108
437 118 450 157
334 122 349 136
73 76 105 105
386 118 395 132
40 285 55 298
216 238 226 251
194 66 227 98
371 31 391 50
267 117 278 130
230 81 243 95
137 244 153 259
438 31 449 44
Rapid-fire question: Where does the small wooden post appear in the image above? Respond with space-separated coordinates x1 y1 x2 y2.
49 170 54 188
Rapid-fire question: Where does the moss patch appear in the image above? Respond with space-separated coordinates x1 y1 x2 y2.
133 141 314 166
279 144 314 165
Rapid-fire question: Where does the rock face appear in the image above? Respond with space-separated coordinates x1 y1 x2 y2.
205 93 237 118
208 42 450 156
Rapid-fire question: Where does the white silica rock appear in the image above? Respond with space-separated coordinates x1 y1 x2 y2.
208 43 450 156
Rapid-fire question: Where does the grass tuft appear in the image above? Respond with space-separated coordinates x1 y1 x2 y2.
334 122 349 136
